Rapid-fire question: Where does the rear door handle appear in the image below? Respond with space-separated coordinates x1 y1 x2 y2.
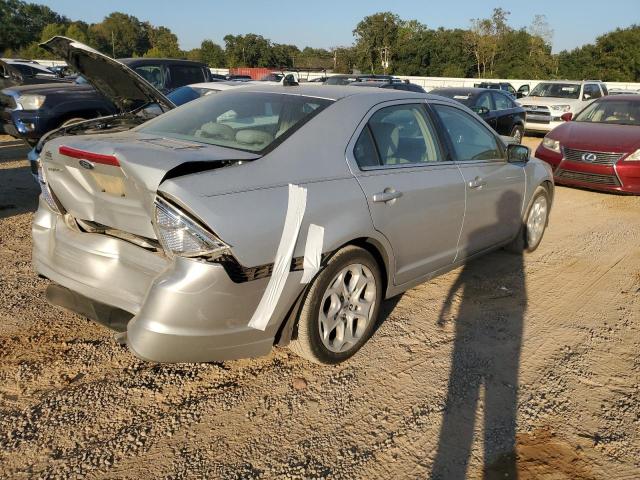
468 177 487 189
372 189 403 203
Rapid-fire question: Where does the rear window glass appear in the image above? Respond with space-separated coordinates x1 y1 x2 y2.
139 92 332 153
431 90 474 106
167 86 215 106
169 65 206 88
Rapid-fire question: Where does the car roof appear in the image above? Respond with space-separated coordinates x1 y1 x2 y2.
119 58 207 67
597 94 640 102
214 83 436 102
188 81 248 90
430 87 493 95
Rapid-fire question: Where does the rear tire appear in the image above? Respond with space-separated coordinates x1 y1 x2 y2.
506 186 550 253
288 246 382 364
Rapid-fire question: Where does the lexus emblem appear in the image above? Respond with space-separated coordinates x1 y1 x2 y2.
79 159 95 170
529 105 537 110
582 153 597 162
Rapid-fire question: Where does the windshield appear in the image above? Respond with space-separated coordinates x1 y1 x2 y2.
529 82 580 99
260 73 284 82
167 86 216 106
574 99 640 126
139 92 332 153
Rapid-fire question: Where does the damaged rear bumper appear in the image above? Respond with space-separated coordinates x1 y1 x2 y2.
32 198 279 362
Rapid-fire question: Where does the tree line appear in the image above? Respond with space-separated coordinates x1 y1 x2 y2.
1 0 638 81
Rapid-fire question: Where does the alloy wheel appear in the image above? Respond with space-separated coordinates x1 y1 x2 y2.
318 263 377 353
526 194 548 248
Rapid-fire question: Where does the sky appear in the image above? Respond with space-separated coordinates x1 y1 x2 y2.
36 0 639 53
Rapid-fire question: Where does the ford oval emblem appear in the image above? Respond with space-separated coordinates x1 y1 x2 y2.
79 159 95 170
581 152 597 163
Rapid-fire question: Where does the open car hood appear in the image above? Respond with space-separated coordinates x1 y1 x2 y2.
0 60 24 87
40 36 175 113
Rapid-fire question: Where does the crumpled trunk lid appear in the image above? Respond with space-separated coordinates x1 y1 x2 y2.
41 132 259 238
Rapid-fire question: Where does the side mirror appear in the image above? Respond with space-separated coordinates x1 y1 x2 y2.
471 106 490 115
283 75 298 86
583 93 591 100
507 144 530 163
561 112 573 122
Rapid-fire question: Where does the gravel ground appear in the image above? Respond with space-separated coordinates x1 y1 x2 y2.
0 135 638 479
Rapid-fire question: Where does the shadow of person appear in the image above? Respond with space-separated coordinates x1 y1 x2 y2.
431 191 527 480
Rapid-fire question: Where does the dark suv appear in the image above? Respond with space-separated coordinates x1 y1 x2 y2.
1 55 208 144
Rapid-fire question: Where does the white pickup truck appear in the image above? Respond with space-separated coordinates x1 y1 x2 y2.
520 80 608 133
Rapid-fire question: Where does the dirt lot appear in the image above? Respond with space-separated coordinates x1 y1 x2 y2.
0 135 638 479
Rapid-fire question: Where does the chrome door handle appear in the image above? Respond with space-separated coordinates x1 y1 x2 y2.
372 189 403 203
468 177 487 189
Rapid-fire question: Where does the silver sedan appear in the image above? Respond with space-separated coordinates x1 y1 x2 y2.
33 84 553 364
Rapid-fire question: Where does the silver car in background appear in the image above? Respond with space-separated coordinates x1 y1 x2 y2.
33 84 553 364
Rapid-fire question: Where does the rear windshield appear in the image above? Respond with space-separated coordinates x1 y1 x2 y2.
430 90 474 106
139 91 332 153
167 86 216 106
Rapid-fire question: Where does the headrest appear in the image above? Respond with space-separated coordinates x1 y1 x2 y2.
369 122 399 157
236 129 274 146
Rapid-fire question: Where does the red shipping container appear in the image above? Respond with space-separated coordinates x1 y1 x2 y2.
229 67 272 80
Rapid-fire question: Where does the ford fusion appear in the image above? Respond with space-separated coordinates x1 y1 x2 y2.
33 85 553 364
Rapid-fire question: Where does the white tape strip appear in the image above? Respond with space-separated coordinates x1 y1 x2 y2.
248 184 307 331
300 224 324 284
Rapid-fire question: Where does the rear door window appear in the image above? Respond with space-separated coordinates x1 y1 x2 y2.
168 65 206 88
492 92 512 110
476 92 494 110
363 104 443 167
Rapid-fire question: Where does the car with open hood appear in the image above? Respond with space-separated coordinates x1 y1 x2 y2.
535 95 640 194
33 83 553 365
1 36 208 145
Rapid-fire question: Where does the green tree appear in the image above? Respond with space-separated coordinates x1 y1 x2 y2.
199 40 226 67
89 12 150 58
0 0 68 54
270 43 299 68
353 12 401 73
223 34 272 67
557 25 640 81
65 21 90 44
466 8 511 78
145 26 181 57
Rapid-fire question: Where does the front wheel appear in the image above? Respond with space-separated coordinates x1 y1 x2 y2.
510 125 524 144
288 246 382 364
506 186 550 253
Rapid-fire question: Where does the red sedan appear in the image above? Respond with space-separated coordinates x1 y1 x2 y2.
535 95 640 194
